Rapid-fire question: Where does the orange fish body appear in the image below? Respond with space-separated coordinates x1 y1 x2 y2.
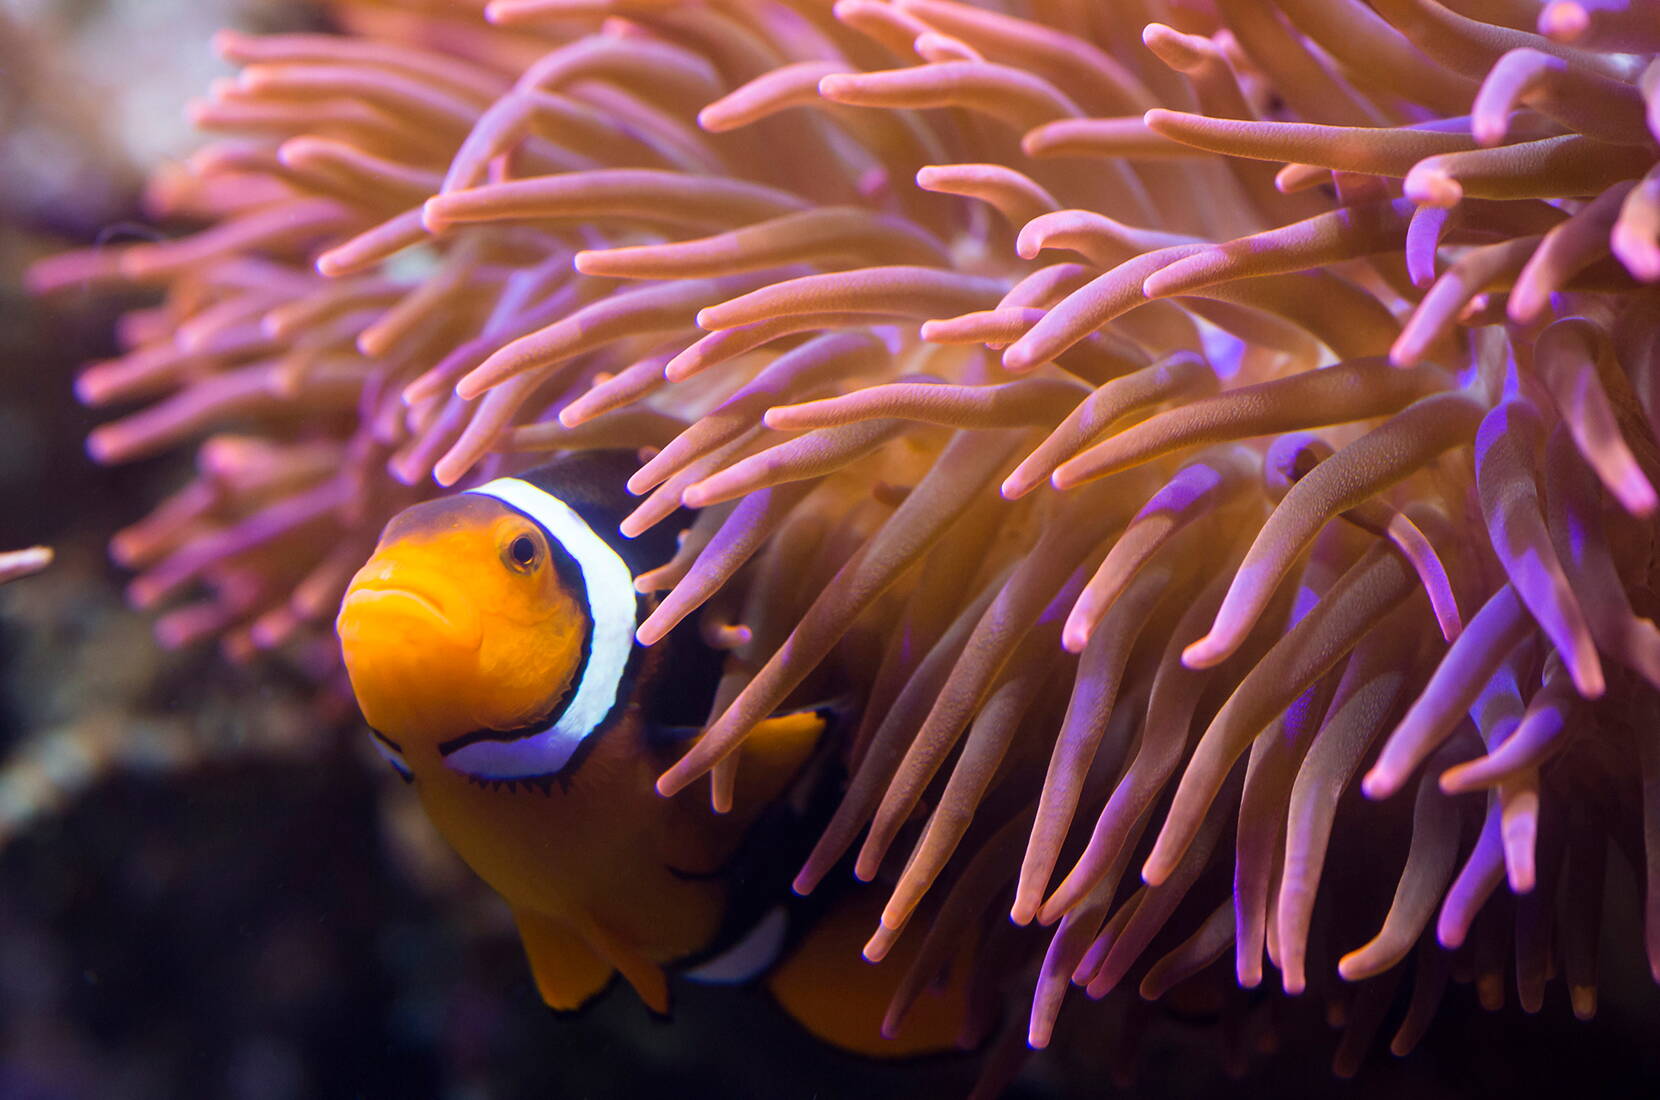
337 451 969 1053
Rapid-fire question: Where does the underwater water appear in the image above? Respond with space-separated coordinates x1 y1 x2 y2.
6 1 1660 1098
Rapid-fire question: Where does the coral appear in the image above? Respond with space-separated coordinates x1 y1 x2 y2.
31 0 1660 1080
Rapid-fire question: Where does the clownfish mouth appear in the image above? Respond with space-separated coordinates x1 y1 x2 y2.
343 584 447 625
338 580 481 652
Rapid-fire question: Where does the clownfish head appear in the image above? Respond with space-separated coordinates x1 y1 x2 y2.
337 453 674 783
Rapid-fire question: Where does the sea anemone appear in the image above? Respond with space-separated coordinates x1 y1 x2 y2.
0 548 52 586
30 0 1660 1082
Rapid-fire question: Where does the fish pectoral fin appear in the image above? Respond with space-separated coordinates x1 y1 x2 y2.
729 705 833 815
578 918 672 1015
513 908 615 1012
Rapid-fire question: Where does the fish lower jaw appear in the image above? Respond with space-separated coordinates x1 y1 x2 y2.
338 647 483 739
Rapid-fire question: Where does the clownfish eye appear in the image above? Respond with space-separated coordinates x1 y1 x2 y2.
506 533 540 572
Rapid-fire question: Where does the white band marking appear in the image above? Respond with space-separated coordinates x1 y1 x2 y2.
445 477 637 779
683 907 789 985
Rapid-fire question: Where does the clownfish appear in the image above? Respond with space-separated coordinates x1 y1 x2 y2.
335 451 974 1056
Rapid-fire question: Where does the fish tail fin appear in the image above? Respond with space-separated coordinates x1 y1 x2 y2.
765 887 975 1058
513 908 615 1012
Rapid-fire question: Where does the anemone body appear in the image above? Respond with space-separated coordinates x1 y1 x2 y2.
32 0 1660 1080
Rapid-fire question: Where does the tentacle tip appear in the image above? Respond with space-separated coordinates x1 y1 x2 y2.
84 430 118 465
1026 1025 1052 1051
1571 662 1606 700
1141 107 1176 131
430 460 465 489
453 375 487 402
1359 768 1396 801
1538 2 1588 41
209 28 248 57
1060 623 1091 654
127 580 160 612
419 198 451 234
1505 295 1545 325
999 474 1032 500
1046 464 1077 492
1470 119 1507 148
695 107 733 133
73 374 106 407
1001 346 1039 374
108 538 140 570
314 252 347 279
1612 235 1660 283
1404 169 1462 209
1141 269 1180 299
817 73 856 100
388 461 425 488
1620 480 1659 518
1179 635 1227 669
1570 986 1597 1020
1387 341 1421 369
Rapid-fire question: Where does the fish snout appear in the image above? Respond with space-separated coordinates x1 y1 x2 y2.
337 553 484 656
